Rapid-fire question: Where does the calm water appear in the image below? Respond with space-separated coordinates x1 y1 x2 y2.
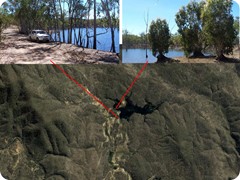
122 49 185 63
51 28 119 53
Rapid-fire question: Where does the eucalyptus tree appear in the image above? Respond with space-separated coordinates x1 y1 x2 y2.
122 29 129 50
202 0 236 60
233 16 239 45
93 0 97 49
55 0 66 43
0 8 10 42
85 0 93 48
72 0 87 46
15 0 33 33
101 0 119 53
65 0 73 43
3 0 117 51
148 18 171 62
176 1 205 57
4 0 52 34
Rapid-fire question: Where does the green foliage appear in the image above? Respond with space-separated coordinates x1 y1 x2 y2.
233 17 239 45
202 0 237 59
175 1 205 57
3 0 52 33
170 33 182 49
1 0 118 51
122 29 147 49
0 9 11 42
3 1 117 41
100 0 119 52
148 18 170 57
234 17 239 34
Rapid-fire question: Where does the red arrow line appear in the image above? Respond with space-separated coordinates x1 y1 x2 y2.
115 60 149 109
50 60 119 119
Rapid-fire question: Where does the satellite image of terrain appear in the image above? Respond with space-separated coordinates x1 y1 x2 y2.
0 64 239 179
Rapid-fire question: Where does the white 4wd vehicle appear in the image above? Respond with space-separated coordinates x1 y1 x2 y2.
29 30 50 42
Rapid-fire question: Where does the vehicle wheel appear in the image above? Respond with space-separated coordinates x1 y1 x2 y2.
29 36 32 41
36 38 40 43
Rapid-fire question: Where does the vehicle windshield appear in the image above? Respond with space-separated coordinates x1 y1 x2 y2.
36 31 47 34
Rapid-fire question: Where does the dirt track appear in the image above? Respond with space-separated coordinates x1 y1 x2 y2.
0 26 119 64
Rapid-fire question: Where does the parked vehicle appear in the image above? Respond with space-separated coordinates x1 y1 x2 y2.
29 30 50 42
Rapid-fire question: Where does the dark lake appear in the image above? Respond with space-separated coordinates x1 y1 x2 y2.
122 48 185 63
51 28 119 53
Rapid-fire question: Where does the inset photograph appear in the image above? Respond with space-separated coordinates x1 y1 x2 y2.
0 0 119 64
122 0 240 63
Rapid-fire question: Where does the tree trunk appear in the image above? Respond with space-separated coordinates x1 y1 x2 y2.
86 1 91 48
73 17 78 45
110 27 116 52
68 2 72 44
216 54 228 61
78 26 83 47
101 0 116 53
191 50 204 58
59 0 65 43
70 19 73 44
93 0 97 49
216 48 228 61
156 53 167 62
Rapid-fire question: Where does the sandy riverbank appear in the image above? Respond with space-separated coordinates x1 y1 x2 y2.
0 26 119 64
176 49 240 63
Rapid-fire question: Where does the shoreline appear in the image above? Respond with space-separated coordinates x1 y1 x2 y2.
0 26 119 64
122 48 240 63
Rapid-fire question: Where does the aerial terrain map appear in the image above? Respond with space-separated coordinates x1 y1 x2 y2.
0 64 239 179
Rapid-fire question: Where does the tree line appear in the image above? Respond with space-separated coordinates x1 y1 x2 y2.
0 8 12 42
122 30 148 49
0 0 119 52
123 0 239 61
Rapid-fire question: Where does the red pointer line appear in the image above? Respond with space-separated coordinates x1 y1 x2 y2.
50 60 119 119
115 60 149 109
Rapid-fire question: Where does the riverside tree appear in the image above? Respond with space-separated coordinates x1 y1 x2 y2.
0 8 10 42
148 18 170 62
3 0 118 51
122 30 146 49
175 1 205 57
202 0 237 61
100 0 119 53
0 14 5 42
233 16 239 45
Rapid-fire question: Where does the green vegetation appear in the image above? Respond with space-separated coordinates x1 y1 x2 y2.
175 1 205 57
122 30 147 49
170 33 182 49
234 17 239 45
148 19 171 62
1 0 119 52
0 8 12 42
123 0 238 61
202 0 237 60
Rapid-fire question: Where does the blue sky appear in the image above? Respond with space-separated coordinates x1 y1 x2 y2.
122 0 240 35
